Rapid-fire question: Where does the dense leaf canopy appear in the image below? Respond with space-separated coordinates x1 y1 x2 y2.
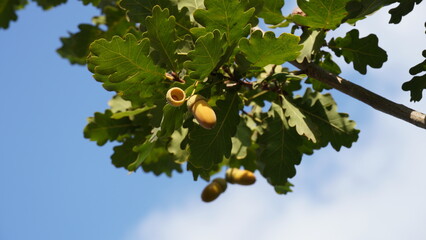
3 0 424 198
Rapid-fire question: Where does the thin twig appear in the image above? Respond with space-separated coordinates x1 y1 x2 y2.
290 60 426 129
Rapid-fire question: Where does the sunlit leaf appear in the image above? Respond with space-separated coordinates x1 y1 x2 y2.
296 29 325 63
146 6 178 70
87 34 166 106
239 31 302 67
292 0 352 29
184 30 227 80
274 181 294 194
257 0 285 25
111 105 156 119
281 95 318 143
192 0 255 44
296 88 360 151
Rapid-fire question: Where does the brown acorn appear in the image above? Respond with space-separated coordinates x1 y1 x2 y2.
187 94 217 129
166 87 186 107
225 168 256 185
201 178 227 202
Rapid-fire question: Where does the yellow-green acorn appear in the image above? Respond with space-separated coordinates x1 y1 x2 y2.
166 87 186 107
201 178 227 202
225 168 256 185
187 95 217 129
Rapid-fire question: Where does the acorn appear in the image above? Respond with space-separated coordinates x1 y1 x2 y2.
201 178 227 202
225 168 256 185
187 95 217 129
166 87 186 107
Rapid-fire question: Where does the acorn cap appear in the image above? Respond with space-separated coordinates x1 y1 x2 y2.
166 87 186 107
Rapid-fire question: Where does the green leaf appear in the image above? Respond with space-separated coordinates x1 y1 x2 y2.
228 144 258 172
296 29 326 63
292 0 352 29
177 0 205 16
256 0 285 25
188 93 241 169
409 50 426 76
111 134 145 169
33 0 66 9
146 6 178 70
281 95 318 143
87 34 166 106
168 128 189 162
192 0 255 44
328 29 387 75
388 0 422 24
118 0 175 24
402 75 426 102
141 147 183 176
257 103 304 185
184 30 227 80
0 0 27 29
186 161 221 181
296 88 360 151
160 104 185 138
128 140 155 171
274 181 294 194
84 110 134 146
58 6 135 65
108 95 132 113
80 0 101 6
402 50 426 102
239 31 302 68
111 105 156 119
231 119 252 159
344 0 390 23
57 24 104 65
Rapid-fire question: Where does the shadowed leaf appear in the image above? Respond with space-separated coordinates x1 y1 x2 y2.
329 29 387 74
188 93 241 169
84 110 134 146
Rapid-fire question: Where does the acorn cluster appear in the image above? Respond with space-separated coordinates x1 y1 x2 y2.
166 87 216 129
201 168 256 203
166 87 256 202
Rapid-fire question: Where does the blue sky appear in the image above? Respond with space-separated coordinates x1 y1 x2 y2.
1 2 426 240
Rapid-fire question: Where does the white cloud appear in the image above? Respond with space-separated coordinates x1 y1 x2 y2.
126 114 426 240
125 3 426 240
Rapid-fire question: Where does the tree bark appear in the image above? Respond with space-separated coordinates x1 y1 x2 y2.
291 61 426 130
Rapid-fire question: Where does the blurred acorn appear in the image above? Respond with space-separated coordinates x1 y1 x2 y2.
226 168 256 185
201 178 227 202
